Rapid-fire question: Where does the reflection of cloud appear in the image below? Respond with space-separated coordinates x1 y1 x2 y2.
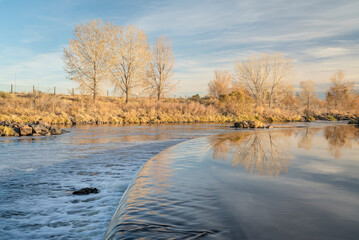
209 130 292 176
300 162 343 174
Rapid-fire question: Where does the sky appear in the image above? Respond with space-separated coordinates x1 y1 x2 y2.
0 0 358 96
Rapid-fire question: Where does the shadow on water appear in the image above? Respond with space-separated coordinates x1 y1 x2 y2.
105 125 359 240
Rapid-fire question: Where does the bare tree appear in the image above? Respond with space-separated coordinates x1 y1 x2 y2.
208 70 231 98
233 54 270 107
63 19 115 102
111 25 151 103
326 70 354 110
299 80 317 109
267 53 293 108
233 53 293 108
144 36 177 100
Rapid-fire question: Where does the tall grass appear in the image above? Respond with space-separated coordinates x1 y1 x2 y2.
0 92 357 125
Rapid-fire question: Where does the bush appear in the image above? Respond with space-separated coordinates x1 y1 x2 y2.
0 92 11 99
0 126 15 136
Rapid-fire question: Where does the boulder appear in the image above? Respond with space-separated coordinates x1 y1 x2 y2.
36 120 50 128
72 187 99 195
19 125 33 136
31 124 49 135
348 118 359 125
249 120 265 128
49 126 62 135
234 120 265 128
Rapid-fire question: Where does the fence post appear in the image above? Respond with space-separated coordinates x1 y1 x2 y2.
33 85 35 94
72 88 74 95
54 86 56 95
11 84 13 94
107 90 109 97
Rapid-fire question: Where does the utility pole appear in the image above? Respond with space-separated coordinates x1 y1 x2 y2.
11 84 13 94
33 85 35 94
54 86 56 95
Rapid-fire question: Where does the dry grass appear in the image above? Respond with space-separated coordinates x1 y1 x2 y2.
0 93 234 124
0 92 357 125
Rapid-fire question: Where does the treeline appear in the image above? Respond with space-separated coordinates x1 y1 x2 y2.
206 54 358 115
64 19 177 102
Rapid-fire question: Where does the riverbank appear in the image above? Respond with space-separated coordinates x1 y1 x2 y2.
0 92 357 134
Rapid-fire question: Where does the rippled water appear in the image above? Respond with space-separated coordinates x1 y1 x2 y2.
0 124 234 239
105 124 359 240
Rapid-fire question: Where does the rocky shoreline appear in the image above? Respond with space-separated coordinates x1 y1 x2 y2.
0 120 65 137
234 115 359 129
1 114 358 136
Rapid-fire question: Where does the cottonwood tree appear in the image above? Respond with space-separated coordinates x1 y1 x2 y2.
111 25 151 103
267 53 293 108
298 80 317 109
208 70 231 99
233 54 270 107
233 53 293 108
144 36 177 100
64 19 116 102
326 70 354 110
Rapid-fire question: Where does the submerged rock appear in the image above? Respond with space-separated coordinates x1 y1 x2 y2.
234 120 265 128
49 126 62 135
348 118 359 125
72 187 99 195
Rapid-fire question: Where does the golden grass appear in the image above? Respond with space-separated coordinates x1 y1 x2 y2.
0 92 357 125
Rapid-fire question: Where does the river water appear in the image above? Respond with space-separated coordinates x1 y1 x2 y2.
1 123 359 239
104 124 359 240
0 124 234 239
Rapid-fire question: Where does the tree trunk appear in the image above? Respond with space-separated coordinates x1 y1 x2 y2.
125 89 129 103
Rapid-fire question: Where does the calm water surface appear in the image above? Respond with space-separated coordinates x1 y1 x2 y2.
105 124 359 240
0 124 234 239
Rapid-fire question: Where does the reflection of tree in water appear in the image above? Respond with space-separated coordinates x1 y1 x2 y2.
296 128 322 150
324 125 359 158
209 130 292 176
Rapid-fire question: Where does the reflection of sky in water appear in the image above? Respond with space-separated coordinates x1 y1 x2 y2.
0 124 232 176
106 125 359 239
0 124 236 239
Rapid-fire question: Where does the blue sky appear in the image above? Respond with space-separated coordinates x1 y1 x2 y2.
0 0 358 96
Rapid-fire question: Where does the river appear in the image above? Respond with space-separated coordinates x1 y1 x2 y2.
0 124 234 239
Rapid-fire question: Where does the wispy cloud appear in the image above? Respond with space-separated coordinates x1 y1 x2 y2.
0 0 358 95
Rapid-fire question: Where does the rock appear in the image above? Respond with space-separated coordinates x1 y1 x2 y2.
19 125 33 136
266 125 274 129
72 187 99 195
249 120 265 128
234 120 265 128
49 126 62 135
348 118 359 125
31 124 50 135
36 120 50 128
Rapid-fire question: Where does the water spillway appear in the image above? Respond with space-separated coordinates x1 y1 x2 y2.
104 126 359 239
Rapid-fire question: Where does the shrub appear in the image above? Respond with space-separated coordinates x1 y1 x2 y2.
0 126 15 136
